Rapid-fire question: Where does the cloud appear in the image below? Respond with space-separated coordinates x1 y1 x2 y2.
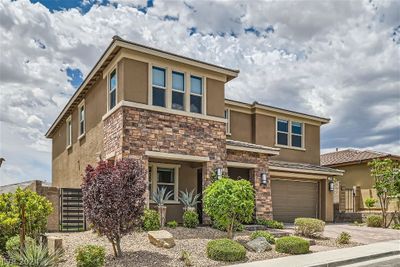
0 0 399 186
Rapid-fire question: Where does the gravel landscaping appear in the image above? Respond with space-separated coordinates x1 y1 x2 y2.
51 226 360 267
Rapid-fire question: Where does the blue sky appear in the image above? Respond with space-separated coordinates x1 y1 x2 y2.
0 0 399 186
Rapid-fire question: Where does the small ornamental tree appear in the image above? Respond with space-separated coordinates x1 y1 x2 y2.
369 159 400 228
82 158 146 257
203 177 254 239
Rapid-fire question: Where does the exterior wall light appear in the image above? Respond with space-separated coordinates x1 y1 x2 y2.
261 172 268 185
328 177 334 192
216 168 223 179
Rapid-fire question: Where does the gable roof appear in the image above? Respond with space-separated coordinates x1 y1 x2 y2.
321 149 400 167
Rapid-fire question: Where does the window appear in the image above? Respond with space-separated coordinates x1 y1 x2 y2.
148 163 179 202
157 168 175 200
78 102 85 137
66 116 72 148
152 67 166 107
291 121 303 148
172 71 185 110
224 108 231 135
277 119 288 146
190 75 202 114
109 69 117 110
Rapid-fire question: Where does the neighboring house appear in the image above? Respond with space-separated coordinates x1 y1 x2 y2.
321 149 400 212
45 36 343 230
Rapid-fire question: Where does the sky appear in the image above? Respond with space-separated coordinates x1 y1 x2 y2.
0 0 399 186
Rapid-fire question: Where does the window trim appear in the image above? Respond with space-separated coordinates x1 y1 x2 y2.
148 163 180 204
225 108 231 135
275 118 305 150
107 68 118 111
190 75 204 114
78 100 85 139
171 70 185 111
66 115 72 149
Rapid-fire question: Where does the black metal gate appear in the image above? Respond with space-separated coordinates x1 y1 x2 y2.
60 188 86 232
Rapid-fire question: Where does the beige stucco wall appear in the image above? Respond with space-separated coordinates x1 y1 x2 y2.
122 58 149 104
335 163 374 189
206 78 225 118
229 110 253 143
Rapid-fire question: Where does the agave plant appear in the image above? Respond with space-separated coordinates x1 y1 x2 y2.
8 243 63 267
152 187 173 206
179 189 201 210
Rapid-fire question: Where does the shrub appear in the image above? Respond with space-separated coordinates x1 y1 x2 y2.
183 211 199 228
5 235 35 254
75 245 106 267
206 239 246 262
142 209 160 231
336 232 351 244
212 220 243 232
275 236 310 254
294 218 325 238
82 159 146 257
250 231 275 244
0 256 17 267
204 177 254 239
166 220 178 229
256 219 284 229
392 224 400 230
364 198 377 211
8 243 63 267
366 215 382 227
180 250 193 266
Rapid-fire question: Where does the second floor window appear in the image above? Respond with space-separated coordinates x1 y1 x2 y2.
277 119 304 148
79 104 85 136
66 116 72 148
190 75 202 113
109 70 117 110
152 67 166 107
172 71 185 110
291 122 302 148
277 119 289 146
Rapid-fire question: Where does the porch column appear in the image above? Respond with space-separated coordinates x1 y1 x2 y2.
252 162 273 220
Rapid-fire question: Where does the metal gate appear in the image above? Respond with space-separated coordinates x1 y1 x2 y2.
344 188 355 212
60 188 86 232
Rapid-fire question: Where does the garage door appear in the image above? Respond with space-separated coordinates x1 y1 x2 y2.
271 179 318 222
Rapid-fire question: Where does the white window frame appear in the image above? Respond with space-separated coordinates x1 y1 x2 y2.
151 66 167 108
66 115 72 149
78 100 85 139
148 163 180 204
275 118 305 150
225 108 231 135
107 68 117 111
171 70 185 111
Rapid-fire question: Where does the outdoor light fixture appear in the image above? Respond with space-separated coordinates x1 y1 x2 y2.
328 177 334 192
216 168 223 179
261 172 268 185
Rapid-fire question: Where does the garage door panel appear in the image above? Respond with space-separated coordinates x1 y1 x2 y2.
271 179 318 222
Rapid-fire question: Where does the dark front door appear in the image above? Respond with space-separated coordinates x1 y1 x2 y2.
197 168 203 224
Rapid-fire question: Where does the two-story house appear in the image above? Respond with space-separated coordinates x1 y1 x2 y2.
46 36 342 230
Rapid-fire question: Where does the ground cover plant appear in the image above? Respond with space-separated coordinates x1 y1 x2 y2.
275 236 309 254
206 239 246 262
75 245 105 267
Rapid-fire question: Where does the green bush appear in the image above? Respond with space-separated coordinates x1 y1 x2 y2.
183 211 199 228
0 256 17 267
275 236 310 254
8 243 63 267
212 220 244 232
256 219 284 229
75 245 106 267
392 224 400 230
206 239 246 262
166 220 178 229
250 231 275 244
366 215 382 227
336 232 351 244
5 236 35 254
294 218 325 237
364 198 377 210
142 209 160 231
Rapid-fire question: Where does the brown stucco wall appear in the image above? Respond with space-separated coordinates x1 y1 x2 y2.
335 163 373 189
122 58 148 104
229 110 253 143
206 78 225 118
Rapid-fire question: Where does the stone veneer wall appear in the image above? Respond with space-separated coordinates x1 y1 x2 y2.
227 150 272 220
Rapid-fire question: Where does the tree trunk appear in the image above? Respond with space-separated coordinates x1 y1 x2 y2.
110 238 117 257
115 237 122 257
20 204 26 250
158 205 167 227
227 220 234 239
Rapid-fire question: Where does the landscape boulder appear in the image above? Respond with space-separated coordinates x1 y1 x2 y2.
148 230 175 248
245 237 272 253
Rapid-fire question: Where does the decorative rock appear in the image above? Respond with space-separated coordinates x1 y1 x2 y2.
47 236 63 254
148 230 175 248
245 237 272 253
303 237 316 246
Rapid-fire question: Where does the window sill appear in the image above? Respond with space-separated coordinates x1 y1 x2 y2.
274 144 306 151
78 133 85 140
226 133 232 136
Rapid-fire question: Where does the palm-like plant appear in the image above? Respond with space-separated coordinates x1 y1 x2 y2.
8 243 63 267
152 187 173 206
179 189 201 209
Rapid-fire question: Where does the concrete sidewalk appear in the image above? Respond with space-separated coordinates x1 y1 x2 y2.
231 239 400 267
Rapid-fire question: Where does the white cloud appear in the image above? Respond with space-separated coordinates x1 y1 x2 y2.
0 0 399 185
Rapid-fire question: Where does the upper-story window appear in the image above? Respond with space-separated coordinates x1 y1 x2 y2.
78 102 85 137
66 115 72 148
276 119 303 149
224 108 231 135
109 69 117 110
172 71 185 110
152 67 166 107
190 75 202 114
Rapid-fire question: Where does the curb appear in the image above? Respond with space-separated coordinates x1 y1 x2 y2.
309 250 400 267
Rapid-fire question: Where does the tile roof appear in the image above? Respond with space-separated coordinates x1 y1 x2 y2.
320 149 398 166
269 160 343 175
0 180 51 194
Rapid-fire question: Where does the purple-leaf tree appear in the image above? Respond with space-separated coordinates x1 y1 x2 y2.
82 158 146 257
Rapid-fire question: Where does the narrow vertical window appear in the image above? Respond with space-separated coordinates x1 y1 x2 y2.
157 168 175 200
190 75 202 114
109 69 117 110
66 116 72 148
172 71 185 110
277 119 289 145
291 122 303 148
152 67 166 107
79 104 85 137
224 108 231 135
